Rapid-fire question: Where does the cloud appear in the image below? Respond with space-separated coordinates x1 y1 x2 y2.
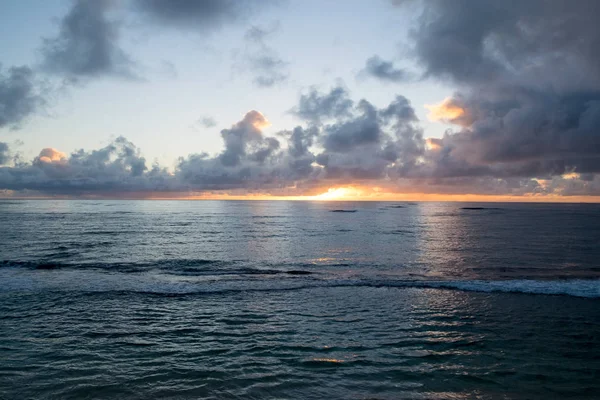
289 87 422 182
0 143 9 165
247 54 288 87
292 86 354 124
406 0 600 87
133 1 284 88
385 0 600 181
236 25 289 87
321 100 381 153
176 96 419 190
0 0 134 131
425 97 469 125
0 65 46 130
218 110 271 166
36 148 67 164
177 110 321 191
0 85 598 198
134 0 274 31
199 116 217 128
3 0 599 198
0 137 171 195
0 93 413 196
41 0 137 80
422 93 600 176
361 56 408 83
308 89 423 181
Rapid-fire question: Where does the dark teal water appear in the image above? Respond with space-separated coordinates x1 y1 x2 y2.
1 200 599 399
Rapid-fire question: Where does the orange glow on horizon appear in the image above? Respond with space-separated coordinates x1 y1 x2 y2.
175 186 600 203
3 186 600 203
310 187 363 200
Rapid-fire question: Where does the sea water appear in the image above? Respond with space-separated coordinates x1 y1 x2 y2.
1 200 599 399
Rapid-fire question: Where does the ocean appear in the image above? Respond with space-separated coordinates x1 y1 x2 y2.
1 200 599 399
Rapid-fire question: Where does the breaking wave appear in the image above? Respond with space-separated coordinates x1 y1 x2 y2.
1 260 598 298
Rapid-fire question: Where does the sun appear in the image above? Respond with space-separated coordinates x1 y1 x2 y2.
312 187 359 200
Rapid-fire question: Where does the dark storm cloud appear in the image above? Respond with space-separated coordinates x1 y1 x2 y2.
407 0 600 86
436 92 600 173
404 0 600 93
389 0 600 182
0 65 45 130
41 0 136 80
134 0 273 31
362 56 407 83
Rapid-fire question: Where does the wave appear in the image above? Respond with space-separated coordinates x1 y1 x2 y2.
1 261 598 298
177 267 314 276
385 279 600 298
71 278 600 298
461 207 503 211
2 260 598 297
0 259 316 277
184 278 599 298
260 279 599 298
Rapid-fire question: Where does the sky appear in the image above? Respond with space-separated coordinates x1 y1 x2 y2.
1 0 600 201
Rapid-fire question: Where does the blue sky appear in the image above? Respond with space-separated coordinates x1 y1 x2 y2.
0 0 450 167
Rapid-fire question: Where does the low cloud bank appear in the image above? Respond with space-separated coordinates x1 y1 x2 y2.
2 86 599 198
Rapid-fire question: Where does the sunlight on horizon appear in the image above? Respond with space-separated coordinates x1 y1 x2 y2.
311 187 362 200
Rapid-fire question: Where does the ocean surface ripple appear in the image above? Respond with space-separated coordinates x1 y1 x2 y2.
1 200 599 399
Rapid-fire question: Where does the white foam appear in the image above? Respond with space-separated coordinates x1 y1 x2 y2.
1 268 599 298
415 279 600 298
